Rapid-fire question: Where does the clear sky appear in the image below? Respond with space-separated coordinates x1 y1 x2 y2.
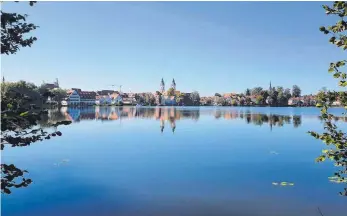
2 1 345 96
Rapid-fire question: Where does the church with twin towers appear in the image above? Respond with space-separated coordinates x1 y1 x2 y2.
160 78 176 94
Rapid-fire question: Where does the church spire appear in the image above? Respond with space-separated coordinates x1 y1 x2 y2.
269 81 272 91
160 78 165 93
171 78 176 91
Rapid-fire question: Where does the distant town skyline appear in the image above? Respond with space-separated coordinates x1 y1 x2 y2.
2 1 345 96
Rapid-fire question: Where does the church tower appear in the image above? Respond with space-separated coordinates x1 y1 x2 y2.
171 79 176 91
55 78 59 88
160 78 165 93
269 81 272 91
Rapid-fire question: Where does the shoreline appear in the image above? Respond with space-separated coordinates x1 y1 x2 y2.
60 105 344 108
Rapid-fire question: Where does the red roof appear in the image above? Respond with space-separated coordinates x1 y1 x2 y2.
79 91 96 99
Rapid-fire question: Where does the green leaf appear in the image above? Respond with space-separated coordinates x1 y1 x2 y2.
333 73 341 78
316 155 326 162
19 111 29 117
328 67 335 73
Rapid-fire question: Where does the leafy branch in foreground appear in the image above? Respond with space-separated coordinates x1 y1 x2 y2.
1 1 38 55
1 88 71 194
0 1 71 194
309 1 347 196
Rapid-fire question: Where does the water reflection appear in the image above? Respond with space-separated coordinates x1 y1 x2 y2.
39 107 347 133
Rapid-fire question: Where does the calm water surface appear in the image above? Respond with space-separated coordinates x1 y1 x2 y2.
2 106 347 216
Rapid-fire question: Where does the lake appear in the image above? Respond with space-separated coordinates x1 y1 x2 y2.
2 106 347 216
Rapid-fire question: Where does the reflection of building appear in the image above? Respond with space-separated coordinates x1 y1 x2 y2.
59 106 201 132
47 107 347 132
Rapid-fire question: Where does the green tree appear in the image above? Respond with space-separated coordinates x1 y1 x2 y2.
266 96 274 106
260 90 269 104
175 92 184 105
145 93 155 105
190 91 200 106
245 97 252 105
167 87 175 96
284 88 292 100
51 88 67 102
251 87 263 96
231 99 238 106
1 2 71 194
309 1 347 196
292 85 301 97
245 88 251 96
1 1 38 55
255 95 263 105
215 97 226 106
215 93 222 97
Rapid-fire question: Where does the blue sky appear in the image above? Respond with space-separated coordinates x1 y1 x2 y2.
2 1 345 96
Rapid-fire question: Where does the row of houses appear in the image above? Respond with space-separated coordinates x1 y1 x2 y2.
288 96 342 106
62 88 136 106
200 93 342 107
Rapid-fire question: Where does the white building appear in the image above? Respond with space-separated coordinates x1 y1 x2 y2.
68 90 81 106
66 89 96 106
96 91 123 106
79 91 96 106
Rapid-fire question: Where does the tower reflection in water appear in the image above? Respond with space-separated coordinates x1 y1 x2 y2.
48 106 347 133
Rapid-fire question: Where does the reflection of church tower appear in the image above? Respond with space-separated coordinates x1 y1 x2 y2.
160 78 165 93
170 117 176 133
160 119 165 133
171 79 176 91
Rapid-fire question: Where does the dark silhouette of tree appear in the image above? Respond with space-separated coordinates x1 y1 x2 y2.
1 2 71 194
1 1 38 55
245 88 251 96
292 85 301 97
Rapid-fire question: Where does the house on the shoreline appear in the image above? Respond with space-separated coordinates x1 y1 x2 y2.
122 92 136 105
288 96 316 106
65 88 96 106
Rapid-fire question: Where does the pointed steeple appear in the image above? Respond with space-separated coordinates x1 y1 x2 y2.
171 78 176 90
269 81 272 91
160 78 165 93
55 78 59 88
2 76 4 83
